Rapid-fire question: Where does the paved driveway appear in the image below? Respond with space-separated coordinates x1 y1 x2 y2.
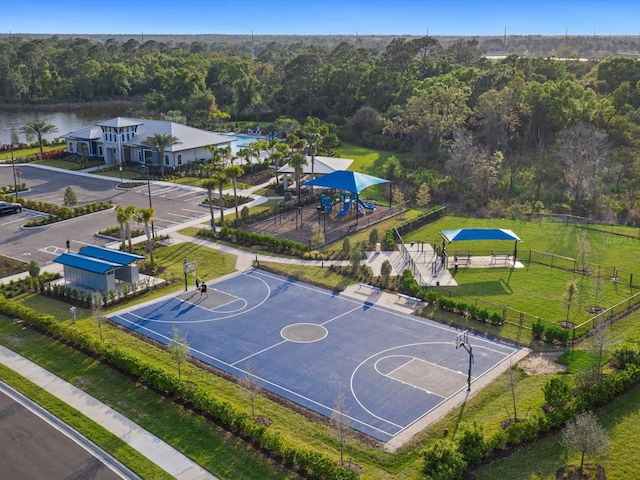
0 165 211 264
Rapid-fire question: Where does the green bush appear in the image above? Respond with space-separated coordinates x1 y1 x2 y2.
456 422 488 468
423 440 467 480
531 319 545 339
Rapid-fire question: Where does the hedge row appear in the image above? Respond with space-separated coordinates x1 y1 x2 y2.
0 295 357 480
401 270 503 326
422 358 640 479
200 226 309 256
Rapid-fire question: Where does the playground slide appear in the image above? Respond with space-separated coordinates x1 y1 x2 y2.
357 199 376 211
336 199 351 218
356 202 366 216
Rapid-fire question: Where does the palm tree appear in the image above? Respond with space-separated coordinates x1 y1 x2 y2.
141 133 182 177
115 205 129 251
213 170 228 224
136 207 155 267
238 147 253 170
288 151 306 206
21 120 58 158
123 205 138 253
201 179 217 232
303 117 328 180
206 145 226 168
224 165 244 221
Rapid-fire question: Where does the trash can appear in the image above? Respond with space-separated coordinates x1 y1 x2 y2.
375 243 381 253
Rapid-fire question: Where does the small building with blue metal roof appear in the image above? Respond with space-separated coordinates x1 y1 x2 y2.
54 246 145 291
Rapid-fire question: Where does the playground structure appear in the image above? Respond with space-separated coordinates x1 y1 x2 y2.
335 192 376 218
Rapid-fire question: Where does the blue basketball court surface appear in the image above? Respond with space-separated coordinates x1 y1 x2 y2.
110 269 521 442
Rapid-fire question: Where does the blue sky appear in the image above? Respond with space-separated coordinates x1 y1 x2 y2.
1 0 639 36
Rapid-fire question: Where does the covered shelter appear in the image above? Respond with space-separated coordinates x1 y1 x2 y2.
302 170 390 224
439 228 522 263
278 156 353 191
54 245 145 291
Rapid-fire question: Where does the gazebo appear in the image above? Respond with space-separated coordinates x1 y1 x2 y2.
440 228 522 262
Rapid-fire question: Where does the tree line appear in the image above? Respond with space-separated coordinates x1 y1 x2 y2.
3 35 640 220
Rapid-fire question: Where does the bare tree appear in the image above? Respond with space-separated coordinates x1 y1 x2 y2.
169 326 190 380
91 293 106 342
560 411 609 476
240 361 260 418
331 391 351 465
563 280 578 324
591 325 612 377
556 124 609 214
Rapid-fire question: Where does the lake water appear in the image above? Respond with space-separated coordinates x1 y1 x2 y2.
0 104 128 145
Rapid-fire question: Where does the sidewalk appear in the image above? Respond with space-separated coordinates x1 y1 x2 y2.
0 345 218 480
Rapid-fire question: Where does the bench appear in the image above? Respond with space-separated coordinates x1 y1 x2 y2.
397 293 422 305
491 253 511 266
358 283 381 293
453 254 472 267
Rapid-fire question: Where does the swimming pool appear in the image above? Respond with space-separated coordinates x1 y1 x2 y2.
221 133 267 153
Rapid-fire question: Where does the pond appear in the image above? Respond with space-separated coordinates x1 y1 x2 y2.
0 104 130 145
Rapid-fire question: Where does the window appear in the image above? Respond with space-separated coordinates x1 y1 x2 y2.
144 149 153 163
68 142 74 152
121 134 125 142
165 155 170 166
177 154 182 165
99 146 103 156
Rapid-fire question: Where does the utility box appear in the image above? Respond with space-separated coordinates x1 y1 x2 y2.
375 243 381 253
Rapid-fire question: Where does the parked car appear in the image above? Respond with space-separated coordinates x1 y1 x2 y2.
0 201 22 214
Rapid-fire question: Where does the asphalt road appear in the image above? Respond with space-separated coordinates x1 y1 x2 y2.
0 164 210 264
0 383 134 480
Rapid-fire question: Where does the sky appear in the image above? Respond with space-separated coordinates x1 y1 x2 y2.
1 0 639 37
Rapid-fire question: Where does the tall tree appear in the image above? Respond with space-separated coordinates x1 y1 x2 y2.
141 133 182 177
21 120 58 158
115 205 129 251
213 170 228 224
288 151 306 206
555 124 610 215
136 207 156 267
302 116 328 179
201 179 217 232
224 165 244 221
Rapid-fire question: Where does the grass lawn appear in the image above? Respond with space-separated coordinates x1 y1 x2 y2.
4 201 640 478
404 216 640 331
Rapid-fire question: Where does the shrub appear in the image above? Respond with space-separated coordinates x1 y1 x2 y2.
531 319 545 339
456 422 488 468
423 440 467 480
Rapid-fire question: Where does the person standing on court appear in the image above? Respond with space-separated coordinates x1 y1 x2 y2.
200 282 208 298
195 276 201 291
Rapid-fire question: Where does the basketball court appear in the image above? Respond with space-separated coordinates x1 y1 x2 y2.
109 269 524 445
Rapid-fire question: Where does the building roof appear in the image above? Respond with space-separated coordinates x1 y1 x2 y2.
62 117 234 151
79 245 145 265
54 252 120 274
440 228 522 243
277 156 353 175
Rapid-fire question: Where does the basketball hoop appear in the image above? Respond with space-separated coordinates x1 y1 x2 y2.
455 330 468 349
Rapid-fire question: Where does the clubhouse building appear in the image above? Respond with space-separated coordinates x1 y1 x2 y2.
62 117 233 168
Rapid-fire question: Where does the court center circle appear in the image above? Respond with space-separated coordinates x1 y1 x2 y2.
281 323 328 343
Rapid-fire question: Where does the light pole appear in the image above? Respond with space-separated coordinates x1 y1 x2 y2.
11 144 18 202
142 164 155 238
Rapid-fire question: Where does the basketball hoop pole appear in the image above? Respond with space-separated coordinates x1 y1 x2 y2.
183 258 188 292
456 330 474 391
460 342 474 391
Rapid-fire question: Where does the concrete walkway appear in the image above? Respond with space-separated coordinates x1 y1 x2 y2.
0 345 218 480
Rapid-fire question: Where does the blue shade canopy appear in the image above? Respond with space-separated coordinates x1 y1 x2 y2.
301 170 390 194
440 228 522 243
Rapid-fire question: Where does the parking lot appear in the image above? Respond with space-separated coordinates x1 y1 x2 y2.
0 165 211 264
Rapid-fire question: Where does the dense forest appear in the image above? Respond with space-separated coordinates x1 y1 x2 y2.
2 34 640 223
